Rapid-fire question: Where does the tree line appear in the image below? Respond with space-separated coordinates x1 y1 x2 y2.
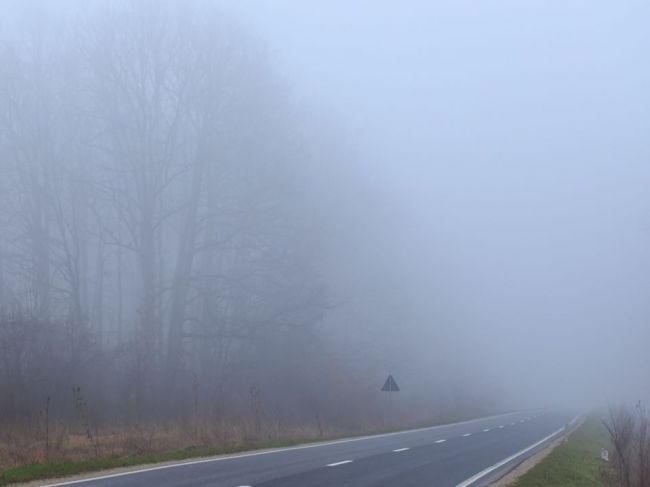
0 4 500 453
0 1 358 427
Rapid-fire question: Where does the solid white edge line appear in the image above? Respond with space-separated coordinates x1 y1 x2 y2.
567 415 579 428
455 416 578 487
326 460 353 467
38 410 533 487
392 447 410 452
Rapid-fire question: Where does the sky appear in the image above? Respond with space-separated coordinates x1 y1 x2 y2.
219 0 650 407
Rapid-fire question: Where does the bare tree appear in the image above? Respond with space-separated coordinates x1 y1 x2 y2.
604 403 650 487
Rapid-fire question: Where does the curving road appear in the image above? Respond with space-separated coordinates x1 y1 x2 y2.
40 410 576 487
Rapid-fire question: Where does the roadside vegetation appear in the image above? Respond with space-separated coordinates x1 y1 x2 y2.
0 432 323 487
601 402 650 487
510 416 609 487
0 3 497 483
0 412 491 486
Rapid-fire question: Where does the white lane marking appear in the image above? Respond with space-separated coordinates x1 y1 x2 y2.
510 422 516 425
327 460 353 467
455 417 578 487
38 411 526 487
435 439 447 443
463 433 472 437
483 429 490 432
392 447 410 452
498 425 504 428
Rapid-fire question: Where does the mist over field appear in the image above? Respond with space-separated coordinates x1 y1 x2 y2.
1 1 650 469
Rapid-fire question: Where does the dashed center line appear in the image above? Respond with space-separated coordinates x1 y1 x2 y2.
483 428 490 432
435 439 447 443
462 433 472 437
498 425 504 428
326 460 353 467
392 447 410 452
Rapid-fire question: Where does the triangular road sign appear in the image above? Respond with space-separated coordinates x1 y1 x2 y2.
381 374 399 392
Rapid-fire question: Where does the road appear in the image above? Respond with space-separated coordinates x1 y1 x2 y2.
41 410 576 487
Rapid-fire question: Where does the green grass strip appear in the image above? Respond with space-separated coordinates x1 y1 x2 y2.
511 415 609 487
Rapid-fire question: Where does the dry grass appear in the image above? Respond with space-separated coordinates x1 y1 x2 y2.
0 417 332 472
0 414 394 486
0 409 497 485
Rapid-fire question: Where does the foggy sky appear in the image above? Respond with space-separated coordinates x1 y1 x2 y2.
1 0 648 412
222 0 650 407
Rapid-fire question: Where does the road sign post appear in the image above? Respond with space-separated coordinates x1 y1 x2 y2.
381 374 399 426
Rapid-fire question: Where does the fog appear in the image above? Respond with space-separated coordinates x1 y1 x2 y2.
224 0 650 409
1 0 649 441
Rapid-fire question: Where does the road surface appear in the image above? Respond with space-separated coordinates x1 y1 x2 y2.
41 410 575 487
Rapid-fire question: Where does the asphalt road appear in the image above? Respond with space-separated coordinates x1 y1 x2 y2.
41 410 576 487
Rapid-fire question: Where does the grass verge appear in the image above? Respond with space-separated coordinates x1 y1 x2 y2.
0 436 327 486
510 415 609 487
0 418 467 485
0 411 512 486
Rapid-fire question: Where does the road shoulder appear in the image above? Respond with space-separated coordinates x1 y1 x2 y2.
493 415 607 487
